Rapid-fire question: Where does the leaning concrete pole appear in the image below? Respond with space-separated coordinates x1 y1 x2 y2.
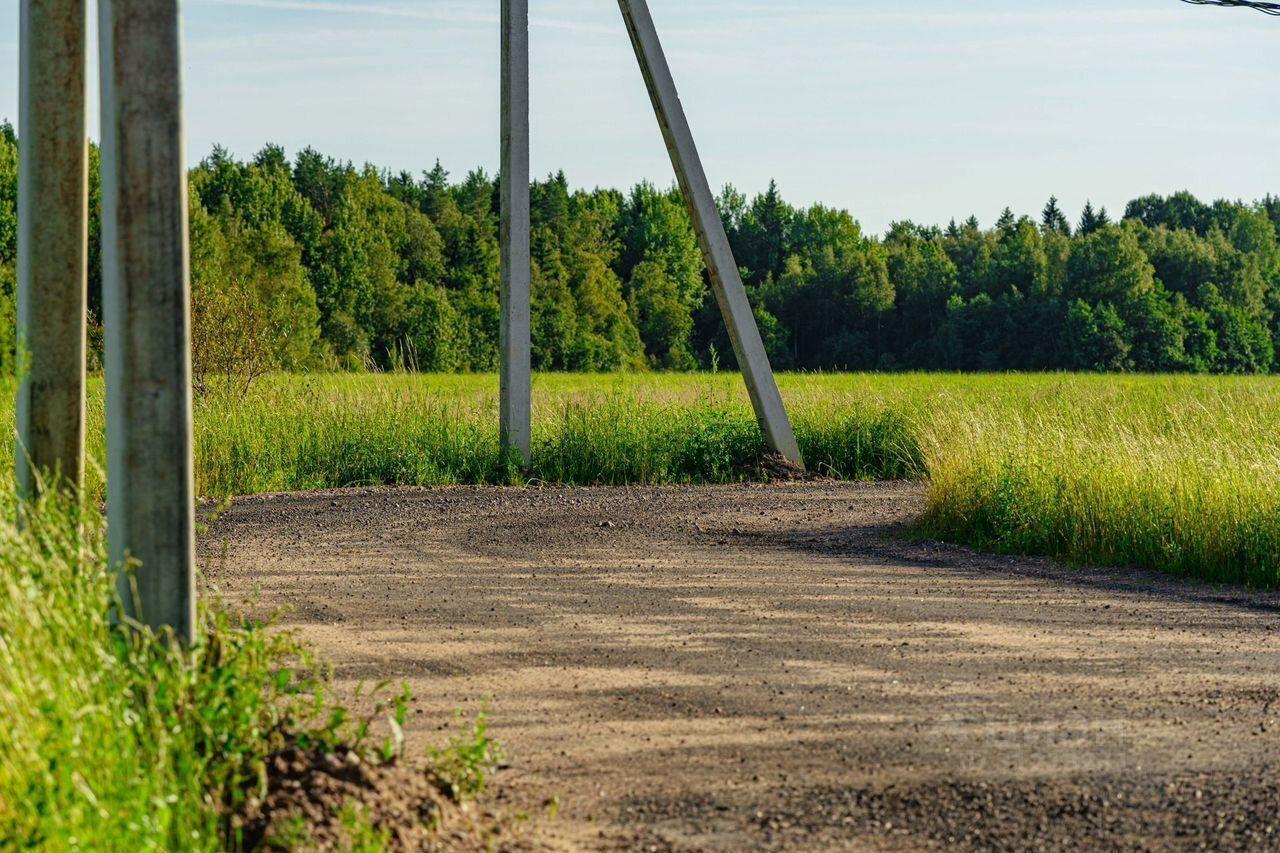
616 0 804 468
500 0 532 464
99 0 197 642
16 0 89 497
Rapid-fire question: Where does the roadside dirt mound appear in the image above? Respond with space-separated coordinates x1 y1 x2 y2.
754 452 817 481
242 745 536 852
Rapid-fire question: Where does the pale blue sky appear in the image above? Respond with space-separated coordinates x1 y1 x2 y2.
2 0 1277 233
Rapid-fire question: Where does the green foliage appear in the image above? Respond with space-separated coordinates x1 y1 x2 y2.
1077 200 1111 236
428 708 506 801
1064 300 1131 371
189 205 321 388
1041 196 1071 236
0 261 14 370
1066 223 1156 305
0 481 377 850
1 133 1278 376
0 122 16 267
336 803 392 852
629 260 696 368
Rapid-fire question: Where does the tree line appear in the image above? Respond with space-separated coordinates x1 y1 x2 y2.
2 122 1279 379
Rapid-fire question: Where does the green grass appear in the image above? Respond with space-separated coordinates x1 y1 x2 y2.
190 371 1280 586
914 375 1280 587
7 370 1280 586
0 485 345 849
182 372 921 493
0 480 503 850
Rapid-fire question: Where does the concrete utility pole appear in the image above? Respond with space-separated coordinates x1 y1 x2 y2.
99 0 197 642
500 0 532 464
16 0 89 497
616 0 804 469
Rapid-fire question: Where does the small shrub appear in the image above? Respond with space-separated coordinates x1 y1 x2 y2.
429 708 506 801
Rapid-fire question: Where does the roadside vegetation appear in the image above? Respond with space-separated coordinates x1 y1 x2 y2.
3 371 1274 588
0 484 324 849
193 371 1280 588
0 480 507 850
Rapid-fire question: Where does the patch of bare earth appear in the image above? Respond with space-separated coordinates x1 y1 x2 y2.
239 745 541 852
201 483 1280 851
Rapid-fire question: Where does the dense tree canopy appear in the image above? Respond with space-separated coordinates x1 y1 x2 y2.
1 127 1278 376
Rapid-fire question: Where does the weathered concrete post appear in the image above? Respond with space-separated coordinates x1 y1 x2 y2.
99 0 197 642
500 0 532 464
16 0 89 497
616 0 804 469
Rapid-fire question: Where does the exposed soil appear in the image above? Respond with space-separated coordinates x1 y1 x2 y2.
241 741 546 852
200 482 1280 851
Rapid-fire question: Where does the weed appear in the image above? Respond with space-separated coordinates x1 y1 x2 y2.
336 802 392 853
429 706 506 801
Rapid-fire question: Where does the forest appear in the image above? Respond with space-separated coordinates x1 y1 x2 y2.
2 120 1278 379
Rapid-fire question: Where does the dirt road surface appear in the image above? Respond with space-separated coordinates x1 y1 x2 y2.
201 483 1280 851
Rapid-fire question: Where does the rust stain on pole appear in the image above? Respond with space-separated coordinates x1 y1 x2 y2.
16 0 89 497
99 0 196 642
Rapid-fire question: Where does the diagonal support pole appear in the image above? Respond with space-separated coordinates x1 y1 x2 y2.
16 0 89 498
616 0 804 468
500 0 532 465
99 0 197 642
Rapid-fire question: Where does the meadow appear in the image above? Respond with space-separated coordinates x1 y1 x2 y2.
17 370 1280 588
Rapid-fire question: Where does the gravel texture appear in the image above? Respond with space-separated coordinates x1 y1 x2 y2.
201 482 1280 851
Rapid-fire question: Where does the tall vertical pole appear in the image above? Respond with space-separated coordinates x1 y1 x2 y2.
16 0 89 497
616 0 803 468
500 0 532 465
99 0 196 642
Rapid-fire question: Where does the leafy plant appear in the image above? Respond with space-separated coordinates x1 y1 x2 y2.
429 706 506 801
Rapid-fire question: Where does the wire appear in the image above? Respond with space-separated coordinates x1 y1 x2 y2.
1181 0 1280 15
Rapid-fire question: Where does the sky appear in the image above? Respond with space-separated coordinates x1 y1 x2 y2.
2 0 1277 234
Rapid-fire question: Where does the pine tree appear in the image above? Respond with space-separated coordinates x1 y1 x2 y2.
423 160 449 192
995 207 1016 232
1078 201 1106 235
420 160 451 218
1041 196 1071 236
1262 194 1280 231
749 180 791 282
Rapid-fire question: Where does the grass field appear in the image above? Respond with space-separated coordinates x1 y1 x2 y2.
5 371 1278 586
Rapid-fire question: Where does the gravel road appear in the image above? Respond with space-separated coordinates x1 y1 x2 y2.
201 482 1280 851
